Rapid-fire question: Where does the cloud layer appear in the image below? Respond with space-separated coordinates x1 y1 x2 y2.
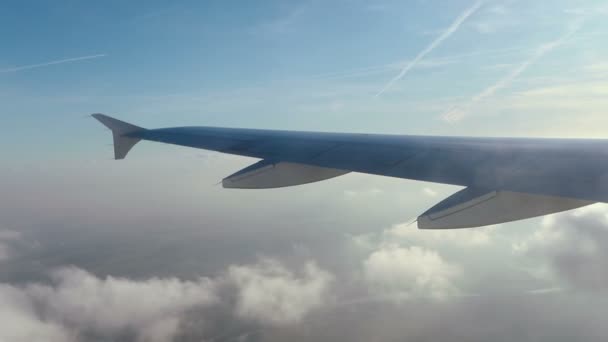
363 244 460 300
227 259 332 325
515 205 608 291
3 201 608 341
0 258 334 342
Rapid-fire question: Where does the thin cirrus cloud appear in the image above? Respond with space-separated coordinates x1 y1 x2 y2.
0 54 107 73
375 0 484 97
441 20 584 123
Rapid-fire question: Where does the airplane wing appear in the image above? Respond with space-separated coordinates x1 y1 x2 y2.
93 113 607 229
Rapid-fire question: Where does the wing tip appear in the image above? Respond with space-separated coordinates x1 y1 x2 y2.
91 113 144 160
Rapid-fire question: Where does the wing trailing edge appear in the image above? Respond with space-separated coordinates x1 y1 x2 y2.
418 187 593 229
223 159 349 189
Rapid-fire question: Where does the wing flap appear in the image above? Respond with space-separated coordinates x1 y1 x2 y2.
418 187 593 229
222 160 349 189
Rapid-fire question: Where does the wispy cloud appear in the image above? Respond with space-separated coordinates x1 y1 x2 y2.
0 54 107 73
375 0 483 97
251 4 308 36
442 21 583 123
296 46 526 83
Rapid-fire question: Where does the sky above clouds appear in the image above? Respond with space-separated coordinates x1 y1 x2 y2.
2 0 608 341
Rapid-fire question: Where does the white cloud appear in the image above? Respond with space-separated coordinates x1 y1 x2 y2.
363 244 460 300
0 268 218 342
513 204 608 254
0 54 106 73
514 204 608 292
442 19 583 122
0 285 73 342
469 3 512 34
34 268 217 341
388 222 496 247
512 217 566 255
227 259 333 325
375 0 484 96
0 257 336 341
517 81 608 98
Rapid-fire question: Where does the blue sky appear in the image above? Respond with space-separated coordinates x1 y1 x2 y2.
2 0 608 154
3 2 608 341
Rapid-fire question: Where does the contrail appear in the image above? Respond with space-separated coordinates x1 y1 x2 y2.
442 21 582 123
0 54 107 73
375 0 483 97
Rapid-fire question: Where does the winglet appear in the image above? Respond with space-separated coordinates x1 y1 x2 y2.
92 113 145 159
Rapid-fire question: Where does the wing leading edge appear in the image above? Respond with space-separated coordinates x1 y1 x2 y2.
93 113 608 228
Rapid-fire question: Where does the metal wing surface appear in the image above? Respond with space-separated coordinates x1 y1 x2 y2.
93 113 607 228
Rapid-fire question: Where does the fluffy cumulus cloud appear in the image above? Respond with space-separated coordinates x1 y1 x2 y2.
227 259 333 325
514 205 608 292
0 284 73 342
0 267 218 342
363 244 460 300
0 258 334 342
